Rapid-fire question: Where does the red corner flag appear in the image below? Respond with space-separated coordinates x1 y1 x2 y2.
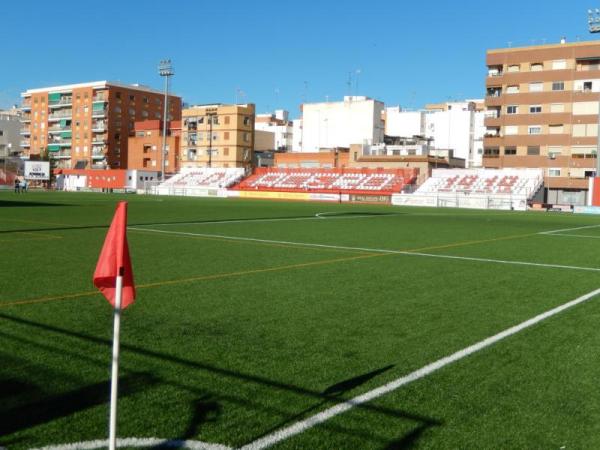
93 201 136 309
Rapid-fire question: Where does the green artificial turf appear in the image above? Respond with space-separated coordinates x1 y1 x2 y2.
1 191 600 449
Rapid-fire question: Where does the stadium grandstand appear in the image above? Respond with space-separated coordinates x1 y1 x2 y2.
233 167 418 195
152 167 246 196
392 168 544 211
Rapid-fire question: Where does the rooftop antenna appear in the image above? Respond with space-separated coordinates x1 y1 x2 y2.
355 68 361 95
507 41 512 47
347 72 352 97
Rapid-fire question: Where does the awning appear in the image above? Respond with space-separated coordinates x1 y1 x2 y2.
60 131 72 138
92 103 105 111
575 56 600 61
48 93 61 102
47 144 60 152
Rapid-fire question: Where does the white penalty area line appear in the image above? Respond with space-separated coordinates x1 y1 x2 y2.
241 286 600 450
138 213 400 228
539 224 600 235
30 437 231 450
129 227 600 273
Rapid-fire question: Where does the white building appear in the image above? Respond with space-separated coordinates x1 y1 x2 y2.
292 119 303 151
0 108 22 158
299 96 384 152
255 109 293 151
385 100 485 168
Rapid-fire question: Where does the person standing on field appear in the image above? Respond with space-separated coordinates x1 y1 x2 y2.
14 178 20 194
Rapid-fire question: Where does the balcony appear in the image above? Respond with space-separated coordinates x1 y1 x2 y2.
92 134 108 144
92 152 106 160
48 97 73 108
47 126 71 133
21 114 31 122
91 108 107 117
48 139 72 147
48 110 73 121
50 150 71 159
92 121 107 132
92 96 108 103
19 127 31 135
20 140 30 147
486 89 502 98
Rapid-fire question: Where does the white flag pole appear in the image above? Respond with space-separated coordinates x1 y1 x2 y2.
108 272 124 450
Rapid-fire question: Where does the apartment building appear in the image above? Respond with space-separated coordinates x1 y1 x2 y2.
385 100 485 168
127 120 181 173
20 81 181 170
299 96 385 152
255 109 294 151
484 40 600 204
1 108 21 158
180 104 255 169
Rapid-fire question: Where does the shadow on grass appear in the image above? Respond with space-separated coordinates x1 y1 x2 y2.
0 199 70 208
0 371 158 436
0 212 399 235
0 313 441 447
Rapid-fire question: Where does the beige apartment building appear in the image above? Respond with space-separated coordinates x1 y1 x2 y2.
180 104 255 169
484 40 600 204
20 81 181 170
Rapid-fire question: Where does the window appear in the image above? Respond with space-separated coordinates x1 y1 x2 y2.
584 81 593 92
129 95 135 101
224 131 230 140
244 132 251 142
223 147 229 156
224 116 230 125
243 116 251 125
572 123 598 137
572 102 598 115
143 96 149 104
504 146 517 155
549 124 564 134
552 81 565 91
508 64 520 72
504 125 518 135
506 85 519 94
550 103 565 113
528 126 542 135
529 105 542 114
507 105 518 114
484 148 500 156
549 168 561 176
529 82 543 92
212 132 218 140
552 60 567 70
548 146 562 158
527 146 540 155
116 92 121 99
531 63 543 71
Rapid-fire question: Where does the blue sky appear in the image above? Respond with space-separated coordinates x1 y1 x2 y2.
1 0 597 118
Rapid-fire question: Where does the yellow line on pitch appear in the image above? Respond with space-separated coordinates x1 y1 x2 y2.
0 253 384 309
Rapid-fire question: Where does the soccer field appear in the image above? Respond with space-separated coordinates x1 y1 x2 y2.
3 191 600 449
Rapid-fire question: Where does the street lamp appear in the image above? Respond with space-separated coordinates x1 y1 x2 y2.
158 59 174 182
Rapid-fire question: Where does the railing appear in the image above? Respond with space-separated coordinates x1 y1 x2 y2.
49 98 72 106
20 140 30 146
48 110 73 119
488 72 503 77
92 96 108 102
20 127 31 134
21 114 31 121
484 111 500 118
486 92 502 97
91 109 107 116
48 127 71 132
51 151 71 158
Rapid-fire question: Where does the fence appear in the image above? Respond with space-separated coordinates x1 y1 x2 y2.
391 192 528 211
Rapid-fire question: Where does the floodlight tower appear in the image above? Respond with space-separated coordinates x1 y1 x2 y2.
158 59 174 182
589 10 600 176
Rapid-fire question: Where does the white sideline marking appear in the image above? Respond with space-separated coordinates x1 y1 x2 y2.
546 233 600 239
141 213 399 228
129 227 600 273
539 224 600 235
31 437 231 450
241 286 600 450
